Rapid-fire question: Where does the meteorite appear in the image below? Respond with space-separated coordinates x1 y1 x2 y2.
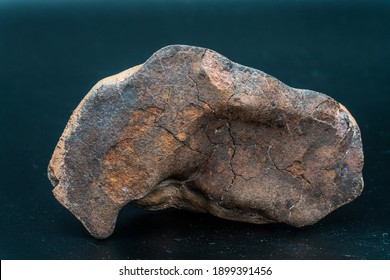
48 45 364 239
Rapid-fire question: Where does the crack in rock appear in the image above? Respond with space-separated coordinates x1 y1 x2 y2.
226 120 237 191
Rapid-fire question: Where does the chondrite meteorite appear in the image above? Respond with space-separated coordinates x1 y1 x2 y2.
48 45 364 239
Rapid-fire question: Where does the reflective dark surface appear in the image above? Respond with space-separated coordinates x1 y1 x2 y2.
1 0 389 259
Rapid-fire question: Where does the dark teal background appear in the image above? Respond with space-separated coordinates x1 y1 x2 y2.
1 0 389 259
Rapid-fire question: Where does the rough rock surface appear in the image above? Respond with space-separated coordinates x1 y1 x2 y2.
48 45 364 239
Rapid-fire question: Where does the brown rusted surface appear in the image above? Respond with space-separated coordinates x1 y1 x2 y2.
48 45 364 239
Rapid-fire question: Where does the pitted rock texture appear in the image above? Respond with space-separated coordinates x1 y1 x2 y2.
48 45 364 239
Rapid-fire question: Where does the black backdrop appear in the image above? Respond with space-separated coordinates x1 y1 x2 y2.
1 0 389 259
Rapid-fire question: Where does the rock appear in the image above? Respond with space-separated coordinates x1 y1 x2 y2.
48 45 364 239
